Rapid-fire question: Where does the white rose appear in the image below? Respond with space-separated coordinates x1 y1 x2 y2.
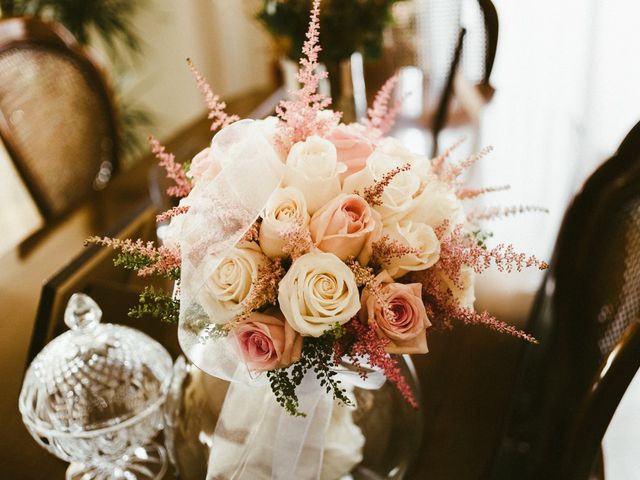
343 138 432 225
407 176 465 231
198 243 267 324
435 265 475 309
259 186 310 258
382 220 440 278
284 136 344 214
278 251 360 336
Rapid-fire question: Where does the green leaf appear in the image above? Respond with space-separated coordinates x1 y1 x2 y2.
128 286 179 324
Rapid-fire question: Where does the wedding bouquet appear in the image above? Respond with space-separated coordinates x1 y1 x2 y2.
89 0 546 427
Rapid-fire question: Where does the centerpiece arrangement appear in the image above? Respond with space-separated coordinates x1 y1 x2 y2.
88 0 546 477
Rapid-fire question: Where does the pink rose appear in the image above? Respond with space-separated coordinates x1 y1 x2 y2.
360 272 431 354
188 147 222 183
233 311 303 371
327 124 375 181
309 193 382 265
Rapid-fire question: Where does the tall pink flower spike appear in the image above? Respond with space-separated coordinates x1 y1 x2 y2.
148 135 192 198
362 74 402 137
276 0 340 146
187 58 239 132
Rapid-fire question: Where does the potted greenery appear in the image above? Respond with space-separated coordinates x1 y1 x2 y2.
256 0 401 120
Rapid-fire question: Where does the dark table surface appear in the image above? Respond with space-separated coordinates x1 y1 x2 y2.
0 87 526 480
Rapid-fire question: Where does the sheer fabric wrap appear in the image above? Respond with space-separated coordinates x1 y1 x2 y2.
177 119 282 385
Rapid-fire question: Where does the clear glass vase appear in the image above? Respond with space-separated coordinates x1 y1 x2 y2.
164 355 423 480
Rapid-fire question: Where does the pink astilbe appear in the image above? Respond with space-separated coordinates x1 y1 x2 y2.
149 135 192 198
480 243 549 273
371 234 421 265
340 317 418 408
226 257 286 330
413 268 537 343
435 221 548 286
456 307 538 343
280 222 313 260
431 137 466 176
241 221 260 243
457 184 511 200
440 146 494 183
346 258 394 319
156 205 190 223
467 204 549 223
85 236 181 278
362 74 401 136
276 0 340 146
187 58 239 131
361 163 412 206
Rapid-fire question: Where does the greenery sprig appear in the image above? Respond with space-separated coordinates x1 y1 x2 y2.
128 285 179 324
113 251 179 280
267 324 351 416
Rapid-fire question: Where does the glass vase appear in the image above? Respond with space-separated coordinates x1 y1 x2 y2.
164 355 423 480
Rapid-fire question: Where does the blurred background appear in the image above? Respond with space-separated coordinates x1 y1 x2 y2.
1 1 639 479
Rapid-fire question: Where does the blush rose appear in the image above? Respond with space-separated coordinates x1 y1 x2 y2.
327 123 375 181
234 311 303 371
309 193 381 265
360 272 431 354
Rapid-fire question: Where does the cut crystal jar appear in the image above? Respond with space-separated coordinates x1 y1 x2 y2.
19 293 173 480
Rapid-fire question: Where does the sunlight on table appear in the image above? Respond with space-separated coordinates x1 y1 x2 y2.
0 137 42 255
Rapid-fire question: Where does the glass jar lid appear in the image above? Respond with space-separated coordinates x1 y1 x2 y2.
19 293 173 436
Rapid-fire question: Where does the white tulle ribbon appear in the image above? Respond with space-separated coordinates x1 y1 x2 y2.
173 120 386 479
177 119 282 385
205 364 384 480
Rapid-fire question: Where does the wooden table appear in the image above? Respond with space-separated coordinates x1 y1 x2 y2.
0 87 527 480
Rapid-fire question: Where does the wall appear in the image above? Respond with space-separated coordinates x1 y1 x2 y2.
107 0 273 141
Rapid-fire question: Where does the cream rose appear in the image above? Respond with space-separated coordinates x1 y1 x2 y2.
406 176 465 231
198 243 267 323
309 193 381 265
278 251 360 336
434 265 475 309
233 310 303 371
382 221 440 278
360 272 431 354
343 138 432 225
259 187 310 258
284 136 344 214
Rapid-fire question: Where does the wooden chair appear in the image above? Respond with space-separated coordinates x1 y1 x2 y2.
0 17 119 221
488 120 640 480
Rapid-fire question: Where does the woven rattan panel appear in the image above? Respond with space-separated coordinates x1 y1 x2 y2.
0 46 114 216
591 197 640 357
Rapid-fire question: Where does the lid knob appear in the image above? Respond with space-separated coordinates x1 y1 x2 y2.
64 293 102 332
